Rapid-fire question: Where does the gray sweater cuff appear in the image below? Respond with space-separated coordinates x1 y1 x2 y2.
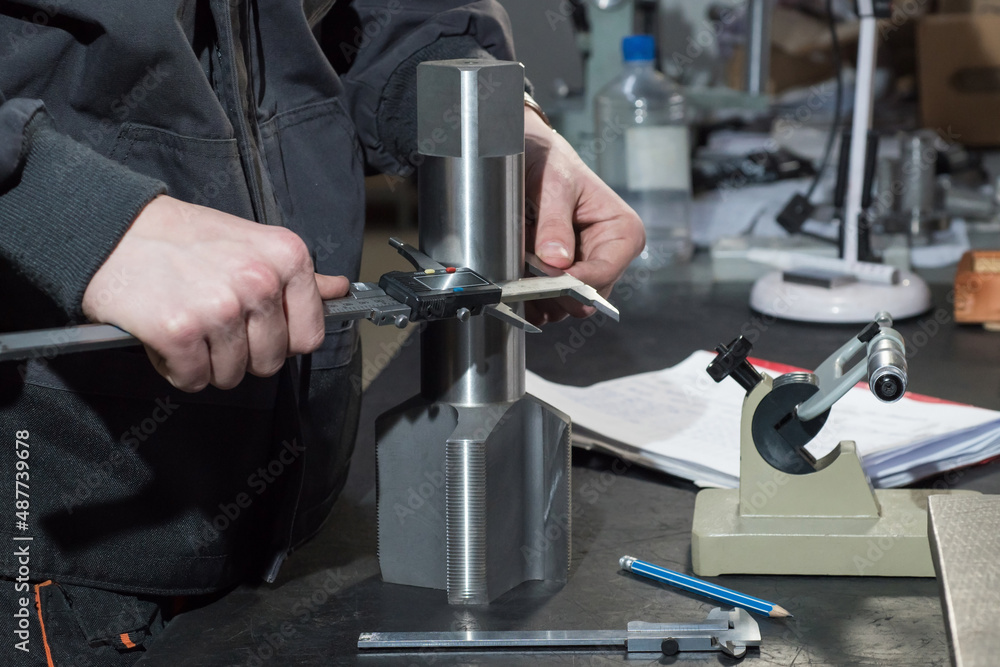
0 110 166 319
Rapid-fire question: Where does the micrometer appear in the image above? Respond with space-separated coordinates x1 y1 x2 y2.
707 310 908 475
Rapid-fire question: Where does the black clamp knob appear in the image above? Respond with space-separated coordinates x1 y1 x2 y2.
706 336 763 393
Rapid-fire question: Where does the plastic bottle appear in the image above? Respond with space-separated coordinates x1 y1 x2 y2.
594 35 693 268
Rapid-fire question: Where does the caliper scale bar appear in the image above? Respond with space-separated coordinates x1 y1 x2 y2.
358 608 761 659
0 239 618 362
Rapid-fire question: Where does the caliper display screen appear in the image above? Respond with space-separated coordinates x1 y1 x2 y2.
413 271 491 291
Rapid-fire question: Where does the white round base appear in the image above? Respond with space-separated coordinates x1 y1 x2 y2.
749 270 932 323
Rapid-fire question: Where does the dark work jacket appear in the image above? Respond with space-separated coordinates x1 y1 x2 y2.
0 0 515 596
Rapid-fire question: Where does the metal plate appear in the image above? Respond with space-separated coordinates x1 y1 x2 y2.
928 495 1000 667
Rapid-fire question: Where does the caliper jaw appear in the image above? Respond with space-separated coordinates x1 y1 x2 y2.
384 238 618 330
389 237 445 271
625 608 760 658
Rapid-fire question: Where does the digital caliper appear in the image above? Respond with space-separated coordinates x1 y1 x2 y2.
0 238 618 362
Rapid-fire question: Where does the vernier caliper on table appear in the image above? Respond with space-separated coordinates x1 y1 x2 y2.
0 237 618 362
358 607 761 659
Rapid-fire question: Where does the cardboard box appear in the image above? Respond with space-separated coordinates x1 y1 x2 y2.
937 0 1000 14
918 15 1000 146
726 8 860 95
954 250 1000 324
728 46 838 94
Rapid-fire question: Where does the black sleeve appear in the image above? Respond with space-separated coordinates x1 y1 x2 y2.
0 92 166 319
320 0 518 176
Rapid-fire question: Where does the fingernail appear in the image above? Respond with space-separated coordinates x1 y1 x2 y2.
539 242 570 260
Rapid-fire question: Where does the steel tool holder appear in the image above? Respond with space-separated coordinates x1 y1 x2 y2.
692 314 977 577
375 60 572 604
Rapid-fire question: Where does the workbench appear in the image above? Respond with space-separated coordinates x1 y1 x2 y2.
138 276 1000 666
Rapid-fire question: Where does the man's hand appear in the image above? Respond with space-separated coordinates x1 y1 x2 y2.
523 109 645 325
82 195 348 392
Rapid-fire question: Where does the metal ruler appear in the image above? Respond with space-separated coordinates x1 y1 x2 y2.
357 608 761 659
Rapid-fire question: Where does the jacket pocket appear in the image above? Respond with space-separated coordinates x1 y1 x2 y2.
259 97 364 280
260 98 365 371
109 123 255 220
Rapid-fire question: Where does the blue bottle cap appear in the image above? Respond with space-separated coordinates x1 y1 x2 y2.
623 35 655 62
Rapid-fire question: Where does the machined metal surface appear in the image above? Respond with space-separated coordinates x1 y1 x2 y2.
357 608 761 659
928 495 1000 667
376 397 572 602
867 336 907 402
415 59 526 405
445 438 488 604
419 153 525 406
376 59 574 605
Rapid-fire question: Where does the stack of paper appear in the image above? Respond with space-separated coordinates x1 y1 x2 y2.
527 351 1000 489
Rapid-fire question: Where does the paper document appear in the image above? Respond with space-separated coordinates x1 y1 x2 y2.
527 351 1000 488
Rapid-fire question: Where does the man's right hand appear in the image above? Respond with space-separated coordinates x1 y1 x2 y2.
82 195 348 392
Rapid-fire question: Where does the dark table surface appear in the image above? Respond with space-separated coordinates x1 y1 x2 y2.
138 275 1000 667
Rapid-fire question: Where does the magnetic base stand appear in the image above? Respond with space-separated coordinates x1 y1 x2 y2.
691 374 977 577
749 269 932 323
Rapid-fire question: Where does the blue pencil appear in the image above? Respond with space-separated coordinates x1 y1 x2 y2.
620 555 792 618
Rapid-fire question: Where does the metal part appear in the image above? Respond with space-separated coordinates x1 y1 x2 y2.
483 302 541 334
898 130 942 238
414 59 528 405
942 178 999 221
357 607 761 659
500 274 618 320
0 323 137 361
389 237 445 271
796 313 907 421
376 59 578 605
868 336 907 402
745 0 773 96
928 495 1000 667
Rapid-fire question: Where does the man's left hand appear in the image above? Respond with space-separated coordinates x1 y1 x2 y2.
523 108 645 325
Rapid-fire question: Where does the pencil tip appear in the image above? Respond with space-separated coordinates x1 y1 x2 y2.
770 605 792 618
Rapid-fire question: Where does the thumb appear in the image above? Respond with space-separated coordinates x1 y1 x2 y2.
528 165 578 270
315 274 350 300
533 196 576 269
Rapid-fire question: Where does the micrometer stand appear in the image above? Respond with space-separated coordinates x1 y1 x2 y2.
358 608 761 659
691 334 977 577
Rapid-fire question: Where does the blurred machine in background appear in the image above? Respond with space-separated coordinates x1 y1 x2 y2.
500 0 770 167
498 0 1000 324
